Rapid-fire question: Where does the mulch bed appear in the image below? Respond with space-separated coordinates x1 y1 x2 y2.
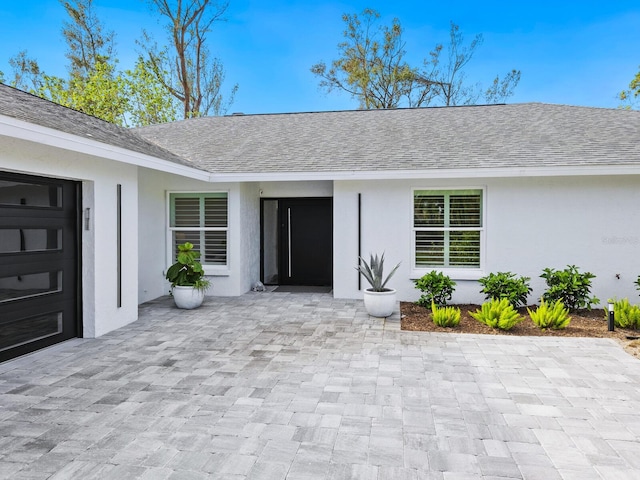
400 302 640 359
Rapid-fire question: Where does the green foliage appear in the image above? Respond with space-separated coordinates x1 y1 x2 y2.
67 62 129 124
540 265 599 311
311 10 520 108
635 275 640 296
5 0 235 123
414 270 456 307
166 242 211 291
605 298 640 329
124 57 178 126
528 299 571 330
357 253 401 292
619 67 639 109
61 0 116 80
430 302 460 327
471 298 523 331
310 9 414 109
478 271 531 308
7 50 44 92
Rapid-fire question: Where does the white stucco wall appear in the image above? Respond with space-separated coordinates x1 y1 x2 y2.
137 169 261 301
258 181 333 198
1 136 139 338
334 175 640 307
240 183 261 293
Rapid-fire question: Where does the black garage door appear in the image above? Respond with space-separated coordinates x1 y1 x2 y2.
0 172 81 362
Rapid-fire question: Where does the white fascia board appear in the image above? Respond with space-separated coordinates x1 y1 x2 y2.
206 164 640 183
0 115 210 181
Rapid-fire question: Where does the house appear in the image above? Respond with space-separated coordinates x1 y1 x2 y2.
1 82 639 361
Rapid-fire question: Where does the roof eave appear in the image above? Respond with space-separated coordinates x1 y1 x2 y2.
0 114 211 182
204 164 640 182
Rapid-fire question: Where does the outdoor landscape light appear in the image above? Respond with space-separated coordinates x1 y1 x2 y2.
608 301 615 332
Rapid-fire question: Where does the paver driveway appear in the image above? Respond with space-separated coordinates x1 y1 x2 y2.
0 292 639 479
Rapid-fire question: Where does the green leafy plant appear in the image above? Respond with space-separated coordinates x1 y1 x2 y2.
471 298 523 331
540 265 599 311
478 271 531 308
528 299 571 330
605 298 640 329
635 275 640 296
356 253 401 292
431 302 461 327
166 242 211 291
414 270 456 307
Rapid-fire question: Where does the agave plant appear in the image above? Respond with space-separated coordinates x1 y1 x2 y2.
356 253 401 292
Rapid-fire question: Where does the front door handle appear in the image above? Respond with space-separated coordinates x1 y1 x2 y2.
287 207 292 278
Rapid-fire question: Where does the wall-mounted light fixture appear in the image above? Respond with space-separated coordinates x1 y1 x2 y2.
84 208 91 230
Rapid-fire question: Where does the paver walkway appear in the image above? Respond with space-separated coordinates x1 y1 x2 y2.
0 293 639 479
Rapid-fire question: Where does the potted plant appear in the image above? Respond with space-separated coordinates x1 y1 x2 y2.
166 242 211 309
356 253 401 317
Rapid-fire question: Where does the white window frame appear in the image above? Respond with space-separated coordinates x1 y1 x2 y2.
167 191 230 276
411 186 486 280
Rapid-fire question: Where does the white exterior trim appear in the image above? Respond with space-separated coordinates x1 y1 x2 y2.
207 164 640 183
0 115 210 181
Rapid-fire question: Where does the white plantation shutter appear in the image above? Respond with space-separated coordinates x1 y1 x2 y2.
450 194 482 227
415 231 445 266
414 190 482 268
173 197 200 226
170 193 228 266
204 196 227 227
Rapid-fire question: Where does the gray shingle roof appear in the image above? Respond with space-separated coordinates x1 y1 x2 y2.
3 81 639 177
0 83 196 168
136 103 640 175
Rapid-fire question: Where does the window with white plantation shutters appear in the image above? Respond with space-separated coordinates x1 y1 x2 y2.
414 189 483 268
170 193 228 266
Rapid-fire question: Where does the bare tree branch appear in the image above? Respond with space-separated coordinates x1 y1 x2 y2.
312 12 521 109
141 0 236 117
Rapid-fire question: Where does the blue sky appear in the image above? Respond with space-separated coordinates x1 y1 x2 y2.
1 0 638 114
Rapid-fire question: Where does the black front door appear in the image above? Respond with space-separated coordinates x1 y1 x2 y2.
279 198 332 286
0 172 81 362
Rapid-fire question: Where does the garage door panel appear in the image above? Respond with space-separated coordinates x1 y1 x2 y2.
0 172 80 362
0 178 62 207
0 252 65 270
0 270 64 302
0 310 64 353
0 227 63 253
0 211 67 223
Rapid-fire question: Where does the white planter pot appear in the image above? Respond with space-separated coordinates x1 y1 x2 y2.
172 286 205 309
363 288 397 317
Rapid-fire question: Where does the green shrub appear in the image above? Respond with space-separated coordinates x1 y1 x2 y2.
528 299 571 330
540 265 599 311
478 271 532 308
431 302 461 327
166 242 211 291
471 298 523 331
605 298 640 329
635 276 640 296
414 270 456 307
